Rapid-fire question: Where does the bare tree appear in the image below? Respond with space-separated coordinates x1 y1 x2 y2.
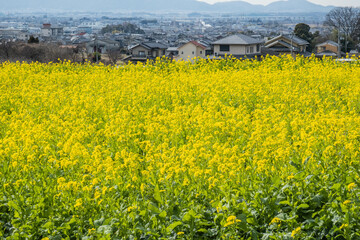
22 45 45 62
107 49 123 65
0 41 17 62
324 7 360 52
0 42 86 63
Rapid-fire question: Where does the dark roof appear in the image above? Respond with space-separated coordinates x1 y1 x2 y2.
284 35 309 45
213 34 263 45
261 47 278 56
316 40 339 47
272 34 309 45
142 42 168 49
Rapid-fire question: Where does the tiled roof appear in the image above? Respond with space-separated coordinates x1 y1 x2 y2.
285 35 309 45
316 40 339 47
267 35 309 46
189 41 207 49
213 34 263 45
142 42 168 49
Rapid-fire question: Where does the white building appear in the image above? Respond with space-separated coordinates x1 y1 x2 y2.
213 34 263 57
41 24 63 38
176 41 207 61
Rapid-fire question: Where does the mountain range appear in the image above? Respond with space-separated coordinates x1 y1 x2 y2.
1 0 335 13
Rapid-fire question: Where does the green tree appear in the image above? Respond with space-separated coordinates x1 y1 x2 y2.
27 35 39 44
92 52 101 63
294 23 314 51
101 23 145 35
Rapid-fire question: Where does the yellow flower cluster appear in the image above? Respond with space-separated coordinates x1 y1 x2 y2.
291 227 301 238
1 56 360 238
224 215 241 227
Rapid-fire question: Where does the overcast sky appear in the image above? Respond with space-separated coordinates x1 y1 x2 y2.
199 0 360 6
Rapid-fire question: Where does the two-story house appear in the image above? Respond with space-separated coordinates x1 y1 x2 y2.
264 35 309 55
212 34 263 58
315 40 339 57
86 39 120 54
41 24 64 38
176 41 208 60
127 42 168 62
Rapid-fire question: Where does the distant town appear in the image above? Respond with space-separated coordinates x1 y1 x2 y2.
0 10 359 63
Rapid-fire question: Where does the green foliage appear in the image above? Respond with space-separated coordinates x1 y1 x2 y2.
294 23 314 51
1 56 360 239
101 23 145 34
27 35 39 44
92 52 101 62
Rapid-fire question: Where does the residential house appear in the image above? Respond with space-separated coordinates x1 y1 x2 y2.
264 35 309 55
85 39 120 54
126 42 168 62
166 47 179 59
78 22 105 34
176 41 207 60
41 24 63 38
0 29 23 40
315 40 339 57
212 34 263 58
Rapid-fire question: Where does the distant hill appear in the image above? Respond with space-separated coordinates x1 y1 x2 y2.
1 0 335 13
264 0 333 13
211 1 265 13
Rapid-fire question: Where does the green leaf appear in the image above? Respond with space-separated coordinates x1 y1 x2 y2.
247 218 255 225
57 224 71 231
297 204 309 209
94 217 104 227
97 225 112 235
183 212 192 222
183 209 198 221
303 156 311 166
279 200 291 206
166 221 182 233
42 221 53 229
290 161 301 170
148 203 160 214
332 183 342 191
154 185 162 204
159 210 167 218
8 201 20 212
189 209 196 216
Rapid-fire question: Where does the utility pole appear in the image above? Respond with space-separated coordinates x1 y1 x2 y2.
344 27 349 54
337 25 341 58
95 34 99 63
291 32 294 57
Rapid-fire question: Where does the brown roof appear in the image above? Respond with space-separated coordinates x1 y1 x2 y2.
189 41 207 49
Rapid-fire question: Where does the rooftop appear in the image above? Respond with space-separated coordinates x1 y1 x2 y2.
268 34 309 46
142 42 168 49
213 34 263 45
316 40 339 47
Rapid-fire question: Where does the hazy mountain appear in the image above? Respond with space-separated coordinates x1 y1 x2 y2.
264 0 333 12
0 0 334 13
212 1 266 13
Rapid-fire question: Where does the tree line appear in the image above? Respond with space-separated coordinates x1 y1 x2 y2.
101 22 145 35
325 7 360 53
295 7 360 53
0 42 84 63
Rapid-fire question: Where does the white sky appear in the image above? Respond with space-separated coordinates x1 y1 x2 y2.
199 0 360 7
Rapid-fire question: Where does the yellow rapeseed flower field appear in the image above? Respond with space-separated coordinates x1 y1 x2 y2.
1 56 360 239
